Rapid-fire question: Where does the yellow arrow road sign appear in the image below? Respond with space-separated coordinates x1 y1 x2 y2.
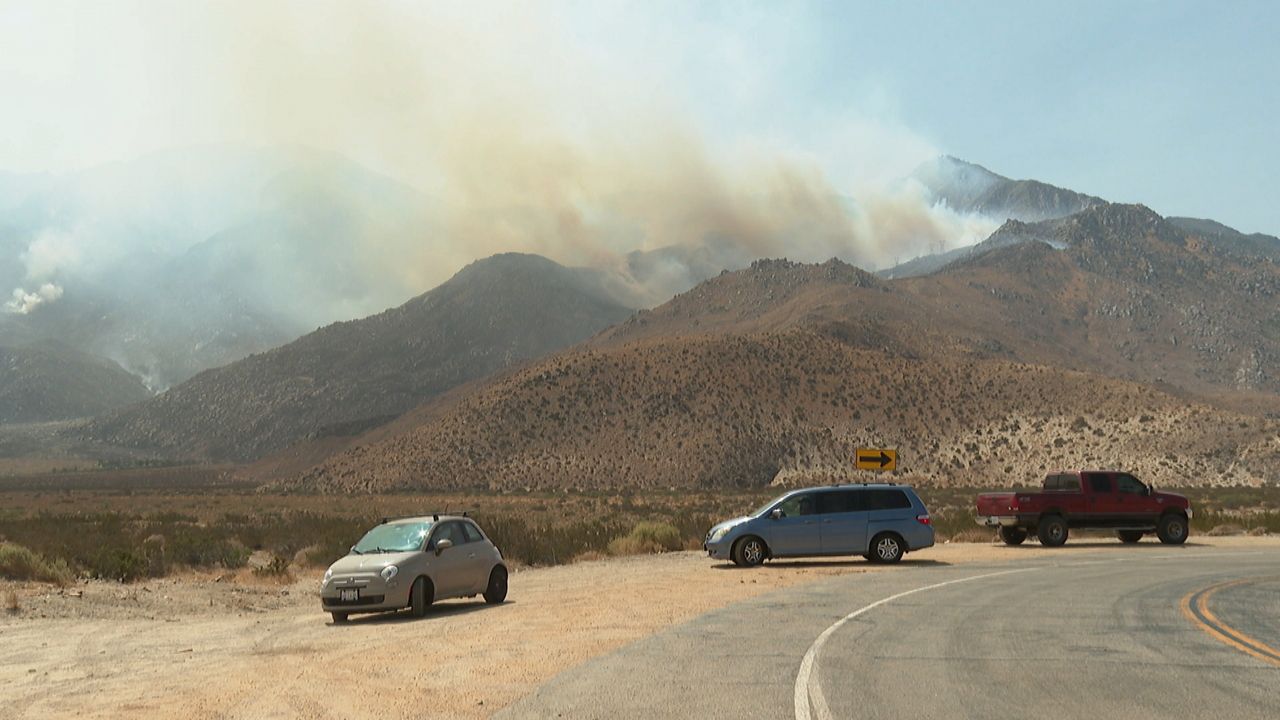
856 448 897 471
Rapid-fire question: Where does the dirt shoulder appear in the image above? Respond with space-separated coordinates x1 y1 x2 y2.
3 536 1277 719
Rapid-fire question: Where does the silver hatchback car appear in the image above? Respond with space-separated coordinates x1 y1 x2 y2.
704 484 935 566
320 514 508 623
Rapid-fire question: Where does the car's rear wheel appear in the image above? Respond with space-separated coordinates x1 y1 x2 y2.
869 533 904 564
330 611 348 624
484 566 508 604
732 536 767 567
999 526 1028 546
1117 530 1144 544
410 577 432 617
1157 514 1189 545
1037 515 1069 547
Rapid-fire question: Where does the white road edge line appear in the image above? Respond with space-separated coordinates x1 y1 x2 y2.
793 568 1042 720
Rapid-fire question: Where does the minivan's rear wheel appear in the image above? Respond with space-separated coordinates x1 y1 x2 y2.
1117 530 1144 544
330 611 348 624
1037 516 1069 547
869 533 904 564
999 526 1028 546
733 536 767 567
484 566 508 604
1157 514 1189 545
410 577 432 617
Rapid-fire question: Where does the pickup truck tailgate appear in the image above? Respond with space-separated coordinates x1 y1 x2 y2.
976 493 1018 516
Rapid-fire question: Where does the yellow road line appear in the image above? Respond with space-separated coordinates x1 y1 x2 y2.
1180 577 1280 667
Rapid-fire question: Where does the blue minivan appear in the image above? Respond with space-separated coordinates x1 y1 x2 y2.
704 484 934 566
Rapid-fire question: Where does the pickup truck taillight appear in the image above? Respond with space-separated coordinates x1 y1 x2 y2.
916 514 932 525
1010 496 1020 511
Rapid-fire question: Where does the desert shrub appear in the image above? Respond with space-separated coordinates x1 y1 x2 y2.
253 554 292 578
0 542 74 585
607 522 683 555
946 527 995 543
1206 524 1245 536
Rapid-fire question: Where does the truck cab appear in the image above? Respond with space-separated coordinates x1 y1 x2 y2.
975 470 1192 546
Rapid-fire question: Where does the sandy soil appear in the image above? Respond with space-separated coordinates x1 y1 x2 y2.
3 536 1278 719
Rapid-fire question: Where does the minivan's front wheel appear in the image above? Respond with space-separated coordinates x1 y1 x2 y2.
869 533 904 564
484 566 508 604
732 536 767 567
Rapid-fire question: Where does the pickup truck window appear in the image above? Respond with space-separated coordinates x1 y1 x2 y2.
1046 474 1080 492
1087 474 1112 493
1116 474 1146 495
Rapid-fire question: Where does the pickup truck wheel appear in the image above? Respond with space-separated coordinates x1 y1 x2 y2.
1157 514 1189 545
999 526 1028 546
733 536 767 567
869 533 904 564
1117 530 1144 544
1037 516 1069 547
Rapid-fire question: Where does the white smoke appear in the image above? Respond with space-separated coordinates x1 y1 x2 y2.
5 283 63 314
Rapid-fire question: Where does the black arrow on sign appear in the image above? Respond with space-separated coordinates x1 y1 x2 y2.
858 451 892 468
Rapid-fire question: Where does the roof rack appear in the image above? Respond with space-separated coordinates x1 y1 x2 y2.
379 510 473 524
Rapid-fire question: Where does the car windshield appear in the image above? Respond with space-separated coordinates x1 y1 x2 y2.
751 492 792 518
352 521 433 554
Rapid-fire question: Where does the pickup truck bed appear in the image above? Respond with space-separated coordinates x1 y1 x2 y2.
975 470 1191 547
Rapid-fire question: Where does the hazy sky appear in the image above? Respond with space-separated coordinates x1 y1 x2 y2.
2 0 1277 234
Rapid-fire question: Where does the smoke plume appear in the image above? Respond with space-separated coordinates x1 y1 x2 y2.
5 283 63 315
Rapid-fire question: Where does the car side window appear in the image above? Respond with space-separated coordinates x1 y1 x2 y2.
817 491 852 514
1087 474 1111 493
430 522 462 549
1116 474 1146 495
777 493 816 517
867 489 912 511
461 522 483 543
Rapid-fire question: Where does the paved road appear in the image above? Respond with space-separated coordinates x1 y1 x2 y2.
500 546 1280 719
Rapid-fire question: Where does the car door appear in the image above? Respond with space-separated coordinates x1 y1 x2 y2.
818 490 869 555
1114 473 1156 523
458 521 491 593
1084 473 1115 523
763 492 822 557
427 522 468 598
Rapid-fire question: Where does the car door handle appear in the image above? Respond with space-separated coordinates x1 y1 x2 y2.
821 519 833 524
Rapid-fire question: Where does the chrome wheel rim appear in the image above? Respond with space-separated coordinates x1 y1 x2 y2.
743 541 763 565
1050 525 1064 541
877 538 899 560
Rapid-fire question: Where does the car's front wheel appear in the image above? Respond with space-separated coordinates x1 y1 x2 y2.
484 566 508 604
732 536 767 567
1157 514 1189 545
410 577 432 617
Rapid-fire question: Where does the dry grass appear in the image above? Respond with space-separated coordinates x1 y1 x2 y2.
945 527 996 543
607 522 683 556
4 589 18 614
0 542 74 585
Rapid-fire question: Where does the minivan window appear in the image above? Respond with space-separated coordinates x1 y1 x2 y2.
776 493 816 517
818 490 861 514
866 489 912 511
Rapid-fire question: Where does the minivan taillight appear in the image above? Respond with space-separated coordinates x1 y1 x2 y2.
916 514 932 525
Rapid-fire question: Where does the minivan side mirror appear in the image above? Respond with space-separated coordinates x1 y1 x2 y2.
770 508 784 520
434 538 453 555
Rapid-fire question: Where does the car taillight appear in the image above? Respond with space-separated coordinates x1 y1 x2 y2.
1010 497 1020 511
916 514 932 525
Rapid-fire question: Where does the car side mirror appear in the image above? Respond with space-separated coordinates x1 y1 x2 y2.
770 508 783 520
434 538 453 555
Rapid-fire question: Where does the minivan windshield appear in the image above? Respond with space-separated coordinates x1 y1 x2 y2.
352 521 433 554
752 492 792 517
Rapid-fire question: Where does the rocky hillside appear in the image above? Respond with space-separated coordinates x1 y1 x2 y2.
278 202 1280 493
0 343 152 423
283 332 1277 492
84 254 634 461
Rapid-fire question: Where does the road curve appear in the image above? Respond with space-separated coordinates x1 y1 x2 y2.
500 547 1280 719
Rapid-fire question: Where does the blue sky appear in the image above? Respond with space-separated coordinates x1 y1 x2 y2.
2 0 1277 234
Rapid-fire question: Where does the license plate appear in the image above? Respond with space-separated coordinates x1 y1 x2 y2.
340 588 358 602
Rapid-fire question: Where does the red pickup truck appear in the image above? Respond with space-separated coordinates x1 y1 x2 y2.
975 470 1192 547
